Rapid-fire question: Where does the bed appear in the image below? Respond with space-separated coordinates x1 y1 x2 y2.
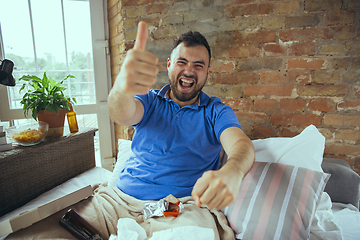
1 125 359 239
113 125 360 240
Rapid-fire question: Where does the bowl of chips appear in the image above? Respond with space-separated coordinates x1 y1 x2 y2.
6 121 49 146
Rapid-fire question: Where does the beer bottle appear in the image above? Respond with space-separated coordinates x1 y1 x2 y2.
67 99 79 133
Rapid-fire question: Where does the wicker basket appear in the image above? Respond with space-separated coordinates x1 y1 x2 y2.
0 128 97 217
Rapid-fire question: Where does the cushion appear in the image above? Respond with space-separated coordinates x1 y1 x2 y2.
252 125 325 172
108 139 132 187
223 162 330 240
321 158 360 209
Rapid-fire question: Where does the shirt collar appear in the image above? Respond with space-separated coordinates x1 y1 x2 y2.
158 84 209 107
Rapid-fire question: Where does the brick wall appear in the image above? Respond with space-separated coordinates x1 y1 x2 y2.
107 0 360 174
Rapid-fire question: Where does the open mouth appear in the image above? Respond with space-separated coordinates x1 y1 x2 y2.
179 78 195 88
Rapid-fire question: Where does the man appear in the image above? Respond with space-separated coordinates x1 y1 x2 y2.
6 22 255 240
108 21 255 210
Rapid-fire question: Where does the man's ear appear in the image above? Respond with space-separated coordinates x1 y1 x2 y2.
167 57 171 69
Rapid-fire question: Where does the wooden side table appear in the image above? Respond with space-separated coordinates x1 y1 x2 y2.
0 128 98 217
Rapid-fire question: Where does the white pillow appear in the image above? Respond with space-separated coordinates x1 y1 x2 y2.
253 125 325 172
108 139 132 187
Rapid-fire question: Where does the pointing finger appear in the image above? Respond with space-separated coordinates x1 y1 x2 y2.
134 21 148 50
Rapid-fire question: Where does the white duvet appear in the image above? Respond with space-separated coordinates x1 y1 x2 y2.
332 202 360 240
310 192 343 240
309 192 360 240
110 218 215 240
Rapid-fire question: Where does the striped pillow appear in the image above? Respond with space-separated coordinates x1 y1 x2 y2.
224 162 330 240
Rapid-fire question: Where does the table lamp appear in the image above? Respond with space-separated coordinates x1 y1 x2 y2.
0 59 15 86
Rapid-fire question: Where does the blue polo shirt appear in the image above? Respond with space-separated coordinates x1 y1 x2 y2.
117 84 241 200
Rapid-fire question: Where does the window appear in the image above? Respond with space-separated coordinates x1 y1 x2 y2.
0 0 115 170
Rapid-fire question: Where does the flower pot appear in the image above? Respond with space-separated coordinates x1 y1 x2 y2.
37 109 67 138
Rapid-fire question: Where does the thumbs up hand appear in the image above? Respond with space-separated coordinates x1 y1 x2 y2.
134 21 149 51
114 21 159 96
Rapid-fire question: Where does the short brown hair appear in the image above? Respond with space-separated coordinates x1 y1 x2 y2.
171 31 211 64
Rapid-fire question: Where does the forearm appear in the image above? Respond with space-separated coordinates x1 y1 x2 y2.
191 127 254 209
220 135 255 180
107 86 141 126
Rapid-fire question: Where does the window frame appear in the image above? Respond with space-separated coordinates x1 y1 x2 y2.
0 0 115 170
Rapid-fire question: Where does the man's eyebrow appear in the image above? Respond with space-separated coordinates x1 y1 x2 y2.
177 57 188 62
177 57 205 65
194 60 205 65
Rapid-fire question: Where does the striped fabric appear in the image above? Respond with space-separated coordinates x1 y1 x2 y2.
224 162 330 240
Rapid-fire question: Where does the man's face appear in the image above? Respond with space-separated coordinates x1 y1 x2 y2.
167 43 210 106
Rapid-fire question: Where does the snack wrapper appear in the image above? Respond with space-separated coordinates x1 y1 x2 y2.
143 194 184 219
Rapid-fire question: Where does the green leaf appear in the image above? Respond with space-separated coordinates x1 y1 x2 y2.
18 72 77 118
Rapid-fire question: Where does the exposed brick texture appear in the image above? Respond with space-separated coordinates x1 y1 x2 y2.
108 0 360 174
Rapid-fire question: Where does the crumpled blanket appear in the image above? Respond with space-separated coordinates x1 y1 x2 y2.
309 192 343 240
6 183 235 240
111 218 216 240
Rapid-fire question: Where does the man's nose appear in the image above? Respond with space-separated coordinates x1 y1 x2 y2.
183 63 195 74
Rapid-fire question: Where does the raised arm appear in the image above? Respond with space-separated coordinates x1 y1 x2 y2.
192 127 255 209
107 21 158 126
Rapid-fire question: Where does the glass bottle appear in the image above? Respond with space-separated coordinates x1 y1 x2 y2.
67 99 79 133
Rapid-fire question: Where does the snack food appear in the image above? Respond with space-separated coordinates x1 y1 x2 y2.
143 194 184 219
13 128 46 144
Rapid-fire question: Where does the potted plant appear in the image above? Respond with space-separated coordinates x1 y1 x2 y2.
19 72 77 137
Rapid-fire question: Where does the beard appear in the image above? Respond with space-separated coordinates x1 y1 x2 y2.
169 72 207 103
